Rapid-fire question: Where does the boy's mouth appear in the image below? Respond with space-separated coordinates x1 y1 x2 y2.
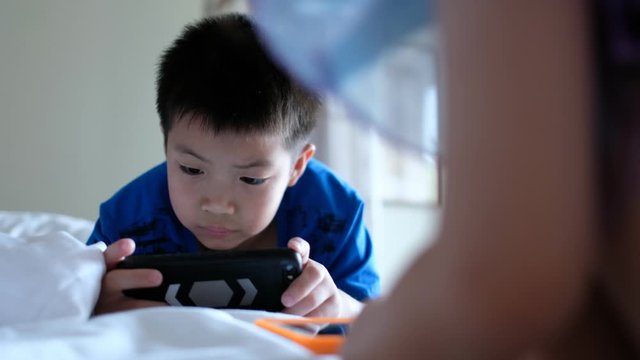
199 225 233 239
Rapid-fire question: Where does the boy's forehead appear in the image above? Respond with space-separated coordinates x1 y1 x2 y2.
171 113 286 141
168 119 296 160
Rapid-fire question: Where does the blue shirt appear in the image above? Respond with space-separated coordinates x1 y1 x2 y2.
87 159 380 301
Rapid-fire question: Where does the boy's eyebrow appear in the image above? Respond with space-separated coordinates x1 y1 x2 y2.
175 145 210 164
234 159 272 169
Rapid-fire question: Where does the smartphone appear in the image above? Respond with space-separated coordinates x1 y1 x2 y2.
116 248 302 311
254 317 352 354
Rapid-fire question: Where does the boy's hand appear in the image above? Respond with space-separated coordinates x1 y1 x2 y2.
93 238 166 316
282 237 363 318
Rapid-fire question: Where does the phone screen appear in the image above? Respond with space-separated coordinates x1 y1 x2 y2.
280 322 350 336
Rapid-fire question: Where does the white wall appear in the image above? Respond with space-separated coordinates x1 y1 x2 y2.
0 0 204 220
0 0 439 293
311 101 442 292
378 204 440 292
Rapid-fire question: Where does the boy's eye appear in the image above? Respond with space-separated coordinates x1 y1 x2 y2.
179 165 203 176
240 177 267 185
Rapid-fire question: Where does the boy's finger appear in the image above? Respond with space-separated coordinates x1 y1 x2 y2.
102 268 162 293
281 260 324 307
103 238 136 270
123 299 169 311
93 297 167 316
282 287 332 316
301 297 338 318
287 237 310 264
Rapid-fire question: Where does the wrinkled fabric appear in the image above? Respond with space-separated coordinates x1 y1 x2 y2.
0 231 105 326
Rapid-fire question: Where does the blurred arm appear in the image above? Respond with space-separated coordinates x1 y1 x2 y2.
342 1 596 358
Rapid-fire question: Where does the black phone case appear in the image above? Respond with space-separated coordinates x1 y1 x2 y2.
116 249 302 312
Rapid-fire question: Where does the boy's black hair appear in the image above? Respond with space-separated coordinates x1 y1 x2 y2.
156 13 320 149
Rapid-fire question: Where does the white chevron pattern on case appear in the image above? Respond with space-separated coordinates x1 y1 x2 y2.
165 284 182 306
237 278 257 306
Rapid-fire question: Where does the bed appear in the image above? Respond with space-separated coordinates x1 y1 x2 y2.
0 211 339 359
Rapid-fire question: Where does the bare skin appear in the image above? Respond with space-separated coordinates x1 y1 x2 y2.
93 238 165 315
283 237 363 318
342 1 601 358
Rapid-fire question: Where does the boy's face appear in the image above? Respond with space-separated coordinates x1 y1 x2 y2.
165 117 312 250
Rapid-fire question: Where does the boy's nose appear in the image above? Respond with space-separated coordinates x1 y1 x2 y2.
200 197 235 215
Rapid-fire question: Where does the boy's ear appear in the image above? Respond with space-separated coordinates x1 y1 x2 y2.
288 143 316 187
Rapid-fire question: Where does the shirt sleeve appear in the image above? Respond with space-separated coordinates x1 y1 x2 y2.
85 207 116 246
324 201 381 301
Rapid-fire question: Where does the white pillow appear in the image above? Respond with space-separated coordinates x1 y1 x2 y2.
0 231 105 326
0 211 95 242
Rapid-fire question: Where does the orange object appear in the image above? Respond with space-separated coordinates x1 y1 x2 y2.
255 317 352 354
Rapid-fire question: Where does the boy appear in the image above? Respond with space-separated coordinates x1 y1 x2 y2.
87 14 380 317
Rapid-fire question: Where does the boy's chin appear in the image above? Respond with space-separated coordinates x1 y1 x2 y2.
197 237 246 251
195 229 274 251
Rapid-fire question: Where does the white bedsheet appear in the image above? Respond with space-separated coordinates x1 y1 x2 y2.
0 210 94 241
0 211 341 359
0 231 105 326
1 307 336 360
